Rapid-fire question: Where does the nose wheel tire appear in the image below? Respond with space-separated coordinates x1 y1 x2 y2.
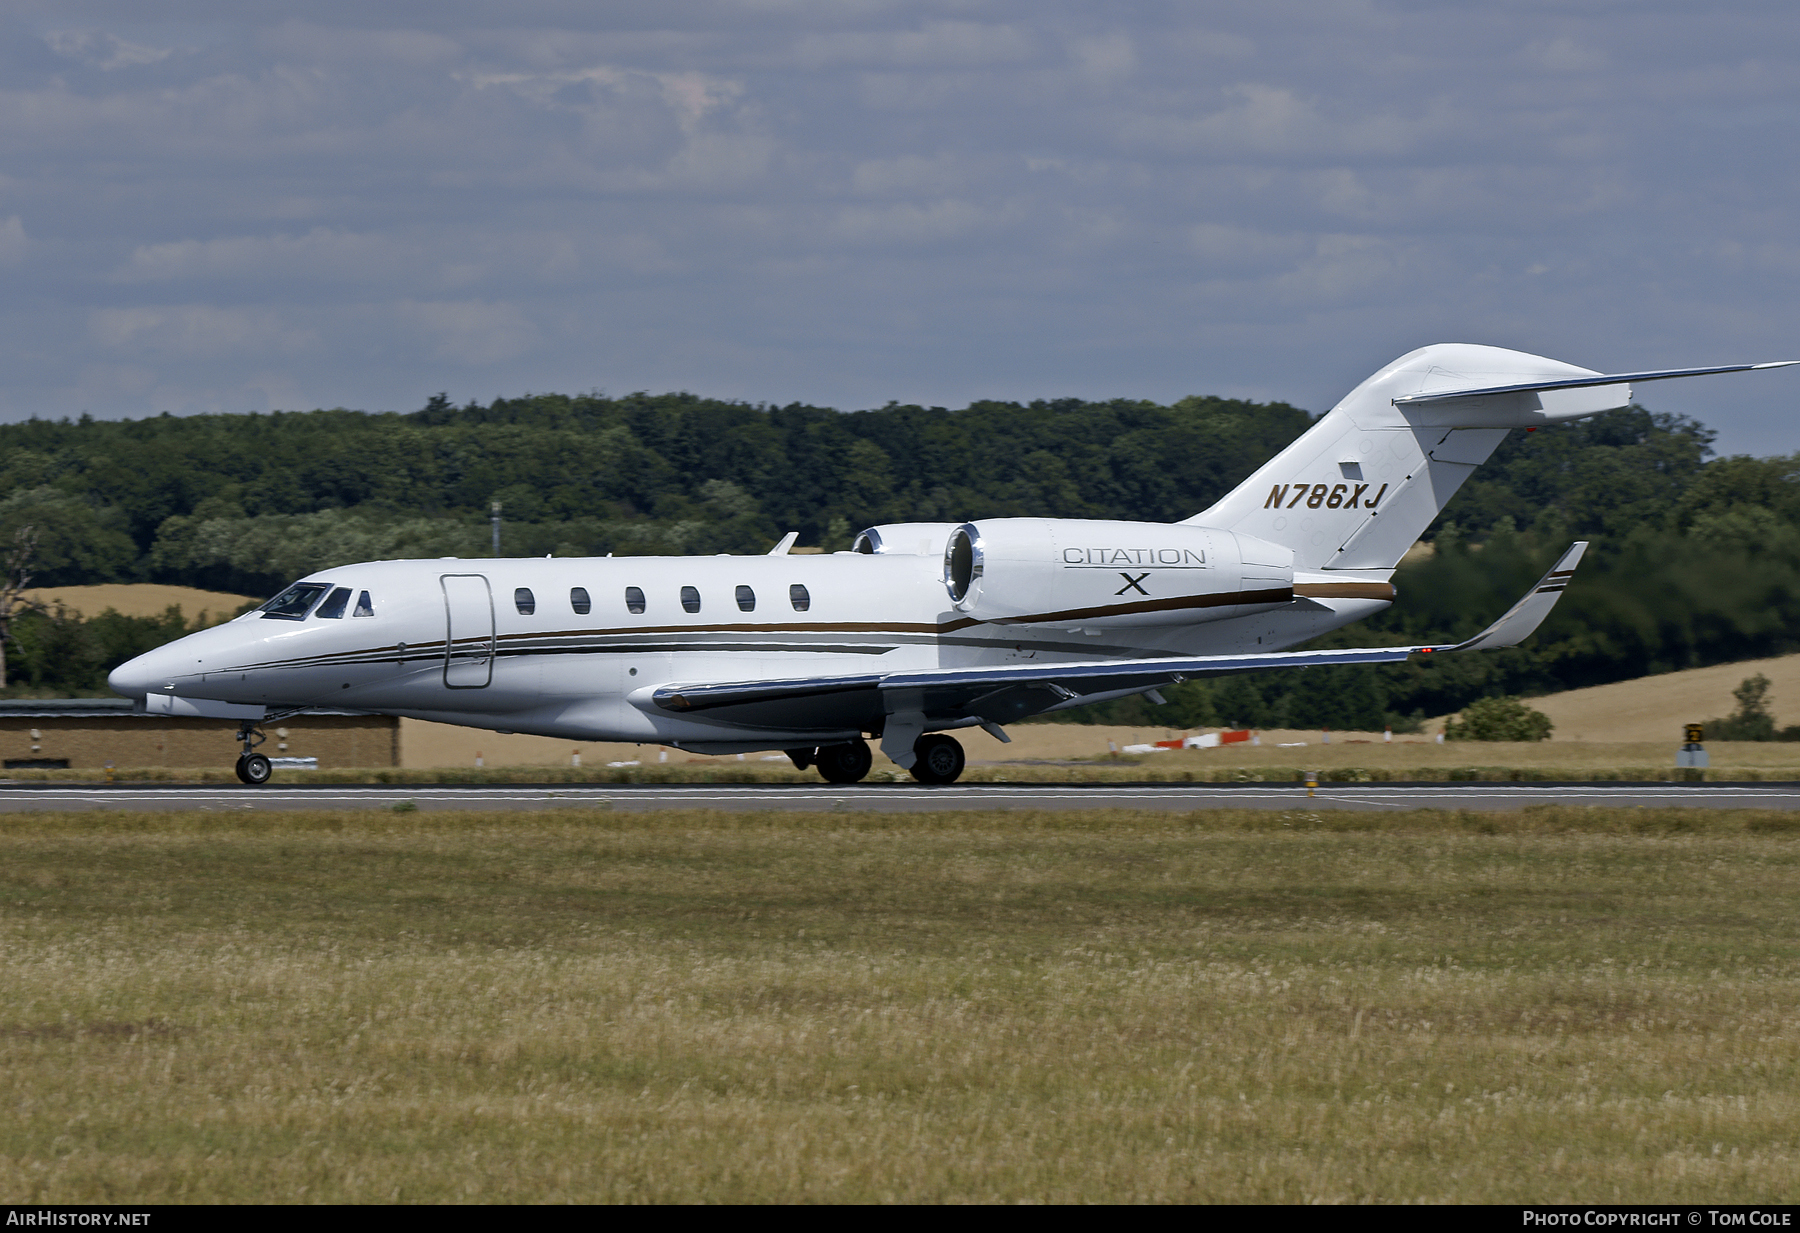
815 739 873 783
908 734 966 784
235 753 272 785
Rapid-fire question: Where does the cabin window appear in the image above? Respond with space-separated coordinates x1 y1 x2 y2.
259 582 331 621
735 585 755 612
625 586 646 614
353 591 374 617
515 587 536 615
314 587 351 620
680 585 701 614
570 586 591 615
789 584 811 612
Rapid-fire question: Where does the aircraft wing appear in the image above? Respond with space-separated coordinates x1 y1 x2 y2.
650 542 1588 732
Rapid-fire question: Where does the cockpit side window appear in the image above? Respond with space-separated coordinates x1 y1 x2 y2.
259 582 331 621
314 587 352 619
352 591 374 617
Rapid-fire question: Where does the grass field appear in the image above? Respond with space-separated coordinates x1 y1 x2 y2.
3 806 1799 1203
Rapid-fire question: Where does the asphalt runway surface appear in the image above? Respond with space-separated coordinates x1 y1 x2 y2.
2 781 1800 812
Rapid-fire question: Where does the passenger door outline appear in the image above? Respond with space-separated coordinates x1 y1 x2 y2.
441 573 495 688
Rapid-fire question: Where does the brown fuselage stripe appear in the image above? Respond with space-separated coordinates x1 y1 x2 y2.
231 585 1361 670
1292 582 1397 601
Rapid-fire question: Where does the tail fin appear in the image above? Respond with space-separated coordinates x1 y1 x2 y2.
1185 344 1792 571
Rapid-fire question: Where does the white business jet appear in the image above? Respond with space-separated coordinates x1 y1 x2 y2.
108 344 1793 785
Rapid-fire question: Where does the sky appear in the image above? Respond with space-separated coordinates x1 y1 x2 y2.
2 1 1799 454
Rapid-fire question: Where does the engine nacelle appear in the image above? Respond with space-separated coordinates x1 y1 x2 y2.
943 518 1294 627
852 523 962 558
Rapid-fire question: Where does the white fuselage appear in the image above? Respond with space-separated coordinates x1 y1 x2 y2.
108 550 1390 751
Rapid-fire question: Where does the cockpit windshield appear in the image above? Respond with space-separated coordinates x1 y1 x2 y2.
259 582 332 621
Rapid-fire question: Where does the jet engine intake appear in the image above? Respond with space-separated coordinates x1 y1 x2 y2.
943 518 1294 628
852 522 964 558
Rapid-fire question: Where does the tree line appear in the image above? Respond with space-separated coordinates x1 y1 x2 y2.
1 390 1796 729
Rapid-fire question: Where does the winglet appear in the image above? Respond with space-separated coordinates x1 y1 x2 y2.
768 531 799 556
1426 541 1588 654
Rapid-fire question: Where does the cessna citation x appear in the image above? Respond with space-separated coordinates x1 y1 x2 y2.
108 344 1795 785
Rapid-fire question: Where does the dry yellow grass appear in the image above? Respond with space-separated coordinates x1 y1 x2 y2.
21 735 1800 782
2 806 1798 1202
21 583 260 622
1519 654 1800 742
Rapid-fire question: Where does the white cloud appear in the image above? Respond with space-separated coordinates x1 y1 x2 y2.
469 64 745 132
792 22 1034 69
0 217 26 265
1524 36 1609 75
115 230 393 284
396 300 539 364
850 153 969 196
1067 33 1135 86
827 199 996 246
43 30 173 71
1120 83 1458 159
88 306 318 359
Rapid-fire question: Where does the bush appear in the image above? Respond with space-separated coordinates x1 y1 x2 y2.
1702 673 1800 741
1443 696 1554 742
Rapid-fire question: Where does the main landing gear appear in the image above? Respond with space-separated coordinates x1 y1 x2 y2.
784 734 967 785
233 721 272 785
908 733 965 785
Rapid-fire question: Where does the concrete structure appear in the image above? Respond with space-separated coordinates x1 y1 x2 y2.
0 699 397 769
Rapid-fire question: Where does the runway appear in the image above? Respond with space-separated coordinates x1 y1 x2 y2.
1 781 1799 812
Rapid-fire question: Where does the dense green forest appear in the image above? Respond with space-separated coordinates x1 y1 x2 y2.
0 391 1311 594
2 389 1797 727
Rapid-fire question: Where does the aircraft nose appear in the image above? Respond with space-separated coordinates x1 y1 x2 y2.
108 647 173 699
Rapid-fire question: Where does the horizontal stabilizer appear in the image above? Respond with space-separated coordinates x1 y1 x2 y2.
1393 363 1796 407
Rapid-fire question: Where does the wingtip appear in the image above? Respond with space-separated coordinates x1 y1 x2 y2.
1752 361 1800 370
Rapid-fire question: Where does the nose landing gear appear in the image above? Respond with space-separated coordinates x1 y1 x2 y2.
233 722 273 785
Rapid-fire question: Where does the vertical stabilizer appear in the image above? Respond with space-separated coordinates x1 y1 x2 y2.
1183 343 1629 571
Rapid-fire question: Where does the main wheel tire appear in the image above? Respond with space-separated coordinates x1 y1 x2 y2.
815 739 872 783
235 753 272 785
909 733 966 784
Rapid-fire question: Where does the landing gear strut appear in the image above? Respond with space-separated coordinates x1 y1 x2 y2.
233 722 272 785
